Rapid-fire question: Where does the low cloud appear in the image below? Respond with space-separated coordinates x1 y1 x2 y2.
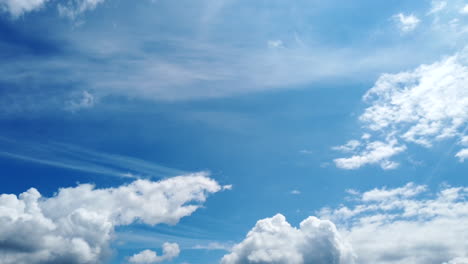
221 214 355 264
0 173 223 264
224 182 468 264
335 48 468 169
129 243 180 264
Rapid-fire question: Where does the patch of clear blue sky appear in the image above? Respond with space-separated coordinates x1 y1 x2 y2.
1 0 467 263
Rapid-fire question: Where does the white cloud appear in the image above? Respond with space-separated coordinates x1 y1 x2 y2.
267 40 283 48
394 13 420 32
0 0 105 17
319 182 468 264
455 148 468 161
58 0 105 19
291 190 301 195
0 0 48 16
129 243 180 264
335 49 468 169
334 139 406 170
221 214 355 264
428 1 447 15
226 182 468 264
0 173 224 264
460 4 468 15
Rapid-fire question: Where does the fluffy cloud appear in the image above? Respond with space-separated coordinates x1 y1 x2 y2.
224 182 468 264
0 0 49 16
129 243 180 264
334 49 468 169
0 173 224 264
221 214 355 264
319 182 468 264
393 13 420 32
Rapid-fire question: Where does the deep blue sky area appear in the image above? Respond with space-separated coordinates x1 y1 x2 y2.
1 1 467 264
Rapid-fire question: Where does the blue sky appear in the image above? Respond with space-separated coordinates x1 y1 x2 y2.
0 0 468 263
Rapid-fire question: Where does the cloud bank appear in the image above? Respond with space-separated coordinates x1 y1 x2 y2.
224 182 468 264
334 48 468 169
0 173 223 264
320 182 468 264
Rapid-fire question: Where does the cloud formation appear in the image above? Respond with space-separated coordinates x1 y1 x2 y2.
224 182 468 264
320 182 468 264
0 173 223 264
0 0 105 17
0 0 49 17
221 214 355 264
393 13 420 32
129 243 180 264
335 48 468 169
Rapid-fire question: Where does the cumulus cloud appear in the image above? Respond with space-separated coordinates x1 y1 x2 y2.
129 243 180 264
0 0 49 17
226 182 468 264
334 48 468 169
319 182 468 264
0 173 224 264
221 214 355 264
394 13 420 32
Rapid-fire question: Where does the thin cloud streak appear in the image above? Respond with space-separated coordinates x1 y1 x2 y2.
0 137 186 179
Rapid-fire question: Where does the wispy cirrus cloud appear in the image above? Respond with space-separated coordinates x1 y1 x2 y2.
0 137 186 178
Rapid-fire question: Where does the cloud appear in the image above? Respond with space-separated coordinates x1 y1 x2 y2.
129 243 180 264
319 182 468 264
393 13 420 32
428 1 447 15
225 182 468 264
333 139 406 170
0 0 49 17
58 0 105 19
221 214 355 264
0 0 105 17
335 48 468 169
460 4 468 15
65 91 95 112
0 173 224 264
455 148 468 161
0 137 186 178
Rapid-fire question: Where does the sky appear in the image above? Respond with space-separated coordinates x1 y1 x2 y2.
0 0 468 263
